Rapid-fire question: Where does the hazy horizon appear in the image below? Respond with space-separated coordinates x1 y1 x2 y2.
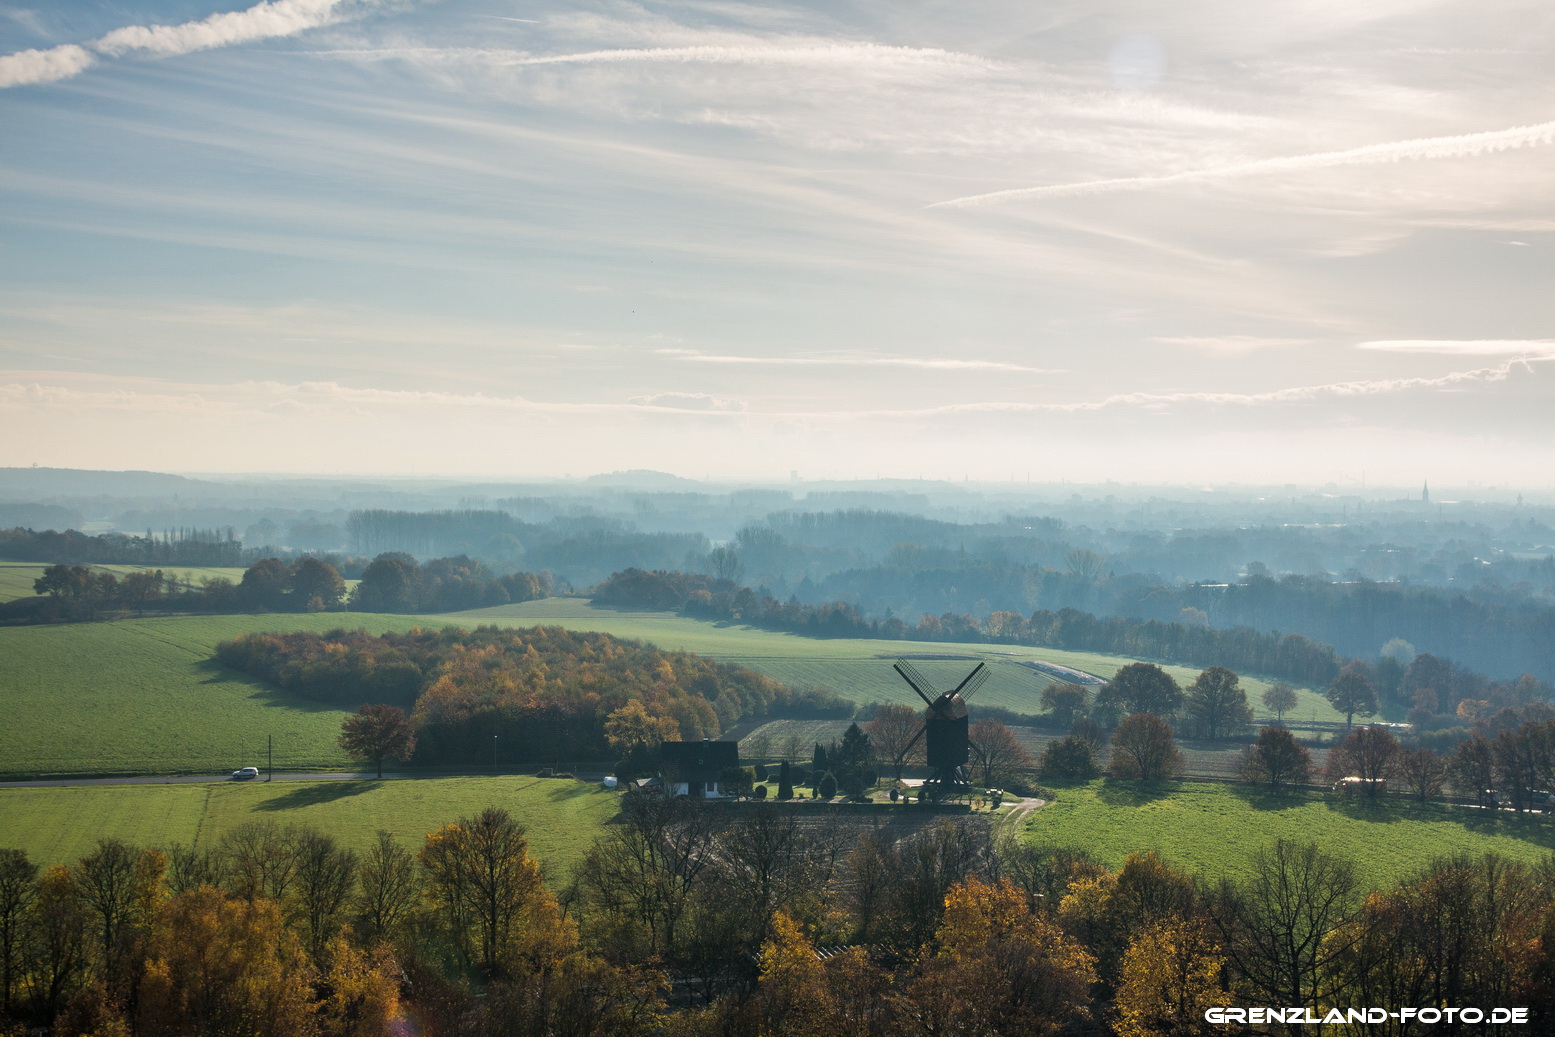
2 1 1551 484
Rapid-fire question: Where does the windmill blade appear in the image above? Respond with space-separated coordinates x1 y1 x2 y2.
900 722 928 763
893 660 940 707
953 662 990 702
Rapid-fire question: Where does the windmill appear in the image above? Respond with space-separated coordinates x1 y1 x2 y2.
892 659 989 797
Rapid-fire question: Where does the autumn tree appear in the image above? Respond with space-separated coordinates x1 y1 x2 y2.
1238 727 1313 791
909 877 1096 1037
1326 666 1378 728
1100 663 1184 719
338 704 416 779
998 842 1106 917
604 700 679 757
1109 714 1183 781
968 719 1034 788
864 703 921 780
1184 666 1252 740
419 807 570 977
1114 916 1233 1037
136 887 318 1037
317 937 402 1037
1261 683 1298 726
25 865 88 1019
1057 850 1197 990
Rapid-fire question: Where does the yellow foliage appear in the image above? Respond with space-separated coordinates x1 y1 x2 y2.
1114 917 1233 1037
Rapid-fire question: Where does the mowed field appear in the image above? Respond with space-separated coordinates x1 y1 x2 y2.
0 613 445 776
1022 780 1555 891
0 776 618 881
1 595 1346 778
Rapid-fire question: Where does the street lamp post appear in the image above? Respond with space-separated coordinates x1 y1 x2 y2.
493 733 498 772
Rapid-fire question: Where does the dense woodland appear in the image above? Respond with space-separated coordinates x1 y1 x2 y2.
215 626 851 767
4 798 1555 1036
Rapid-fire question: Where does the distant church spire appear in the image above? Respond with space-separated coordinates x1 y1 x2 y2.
1422 480 1429 503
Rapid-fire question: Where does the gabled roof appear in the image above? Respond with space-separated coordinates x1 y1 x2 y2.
660 738 739 781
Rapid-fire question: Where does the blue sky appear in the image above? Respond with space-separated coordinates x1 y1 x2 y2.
1 0 1551 484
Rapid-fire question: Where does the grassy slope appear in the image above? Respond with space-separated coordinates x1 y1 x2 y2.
1023 779 1555 891
0 613 445 775
0 597 1345 777
0 776 618 881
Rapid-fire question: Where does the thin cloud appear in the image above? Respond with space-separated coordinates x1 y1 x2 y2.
1358 339 1555 356
822 356 1551 418
499 43 1009 74
1154 335 1309 353
0 0 376 88
628 391 745 412
933 120 1555 207
661 350 1046 373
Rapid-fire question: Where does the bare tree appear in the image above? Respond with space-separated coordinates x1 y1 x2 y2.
1324 725 1399 795
865 703 922 780
1209 839 1361 1011
1393 746 1446 803
355 831 418 946
968 719 1034 788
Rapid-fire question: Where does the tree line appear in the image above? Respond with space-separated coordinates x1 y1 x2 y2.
4 553 551 625
215 625 852 766
0 526 243 567
11 797 1550 1035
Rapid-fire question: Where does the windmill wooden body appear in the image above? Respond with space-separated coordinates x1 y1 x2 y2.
893 659 988 798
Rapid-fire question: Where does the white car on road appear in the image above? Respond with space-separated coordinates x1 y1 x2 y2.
231 766 260 780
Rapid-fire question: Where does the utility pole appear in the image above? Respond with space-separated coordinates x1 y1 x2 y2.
493 733 499 772
267 734 273 782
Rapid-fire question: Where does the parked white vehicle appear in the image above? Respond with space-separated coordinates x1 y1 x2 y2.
231 766 260 780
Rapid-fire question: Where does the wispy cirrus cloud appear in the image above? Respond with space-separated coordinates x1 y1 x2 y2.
658 349 1047 373
933 119 1555 207
0 0 379 89
1358 339 1555 355
628 391 745 412
1154 335 1309 353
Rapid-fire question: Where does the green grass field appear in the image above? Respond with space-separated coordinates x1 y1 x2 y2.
1021 779 1555 891
0 563 255 602
0 776 618 881
0 613 451 776
0 597 1348 778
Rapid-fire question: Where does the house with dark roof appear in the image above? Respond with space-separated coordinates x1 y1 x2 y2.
658 738 740 798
